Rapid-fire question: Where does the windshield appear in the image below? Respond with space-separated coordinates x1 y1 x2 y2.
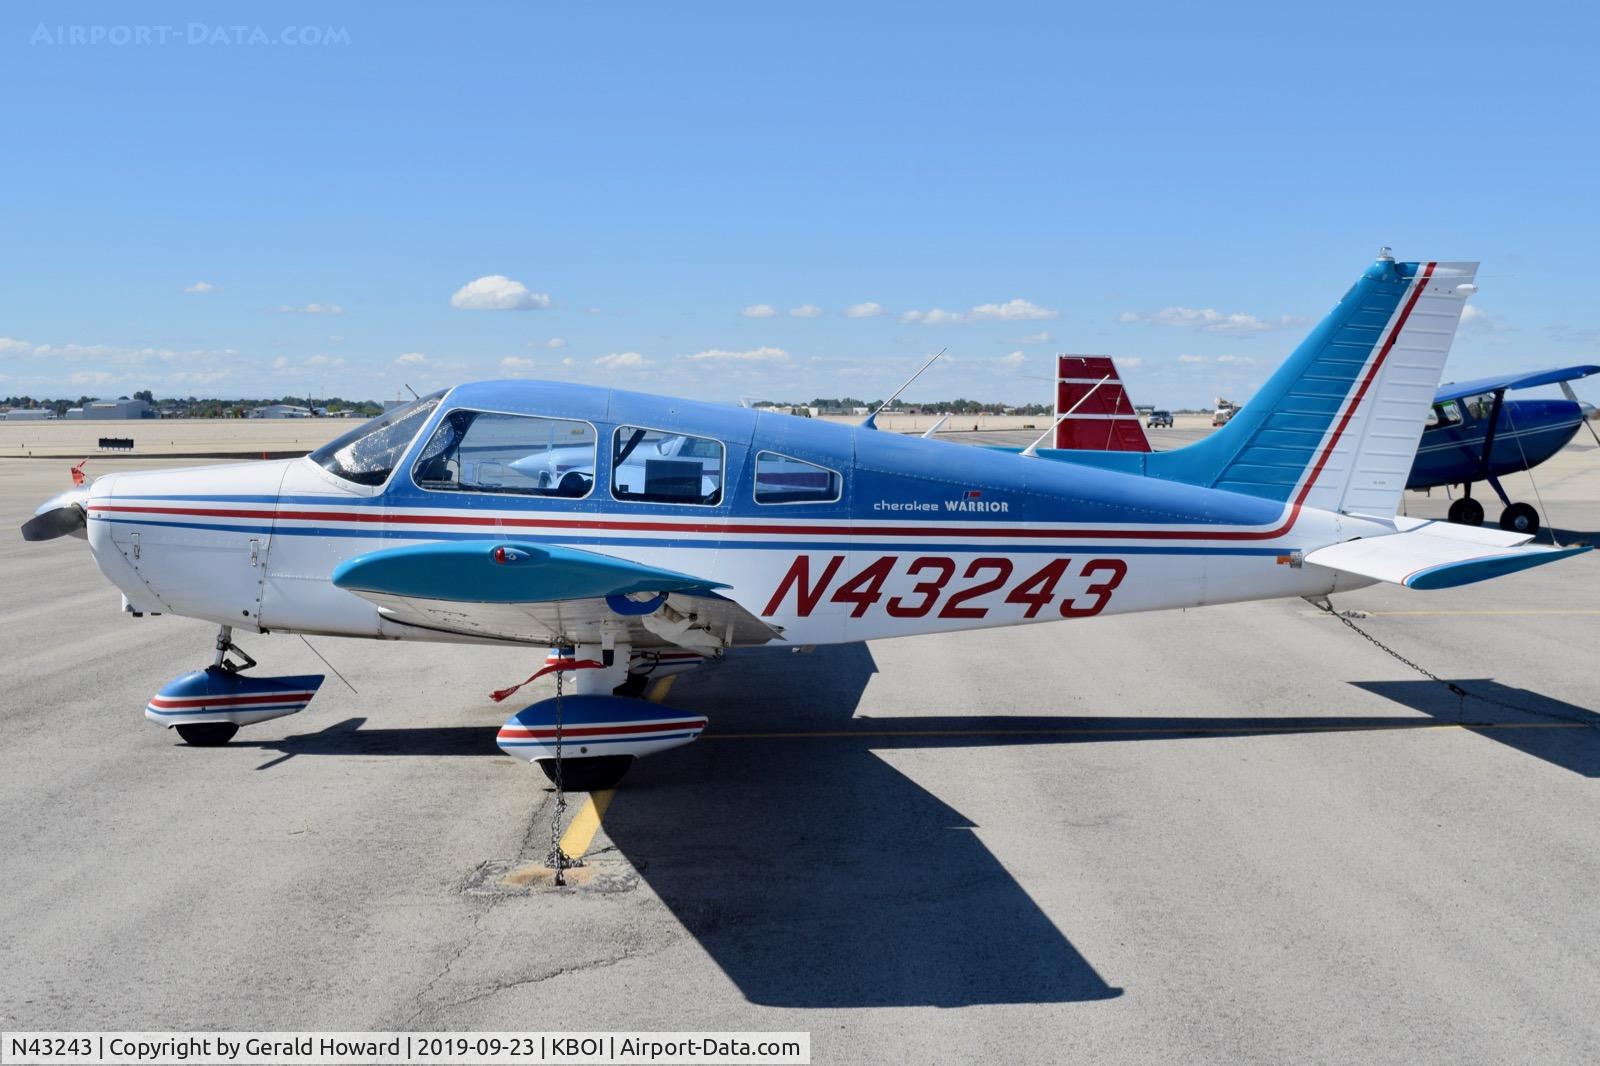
309 392 445 486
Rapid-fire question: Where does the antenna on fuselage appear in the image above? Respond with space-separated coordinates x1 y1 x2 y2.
1020 374 1109 458
403 383 420 400
863 348 947 430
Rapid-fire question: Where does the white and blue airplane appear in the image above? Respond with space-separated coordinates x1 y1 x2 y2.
20 252 1588 790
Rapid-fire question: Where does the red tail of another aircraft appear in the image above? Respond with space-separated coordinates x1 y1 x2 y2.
1053 355 1151 451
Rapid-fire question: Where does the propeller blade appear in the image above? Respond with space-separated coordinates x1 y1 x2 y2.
21 504 86 542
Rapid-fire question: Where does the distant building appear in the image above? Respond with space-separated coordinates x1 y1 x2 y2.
74 397 154 420
250 404 313 419
3 408 56 421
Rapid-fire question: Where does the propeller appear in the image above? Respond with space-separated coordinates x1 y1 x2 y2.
20 487 89 542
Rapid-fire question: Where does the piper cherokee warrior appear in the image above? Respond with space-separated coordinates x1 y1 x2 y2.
21 253 1587 791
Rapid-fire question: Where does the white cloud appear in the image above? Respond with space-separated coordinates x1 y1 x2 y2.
327 334 345 343
788 304 824 318
500 356 538 376
969 298 1059 322
741 304 778 319
1216 354 1254 364
999 351 1026 366
304 354 344 368
595 351 651 370
1178 354 1207 364
394 352 430 366
546 337 567 349
1460 304 1509 333
278 302 344 315
684 346 790 363
184 281 218 294
900 308 966 325
71 370 114 386
1014 331 1053 344
0 337 31 355
1121 306 1300 334
451 275 551 311
1119 357 1143 368
843 302 886 319
902 298 1059 325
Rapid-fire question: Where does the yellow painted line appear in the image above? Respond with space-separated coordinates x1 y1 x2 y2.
549 674 673 863
558 788 614 860
701 721 1587 740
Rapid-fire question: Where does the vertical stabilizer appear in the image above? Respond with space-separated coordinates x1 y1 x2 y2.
1140 254 1478 518
1053 355 1152 452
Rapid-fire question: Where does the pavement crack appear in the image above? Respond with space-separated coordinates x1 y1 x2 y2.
434 943 666 1014
403 897 502 1028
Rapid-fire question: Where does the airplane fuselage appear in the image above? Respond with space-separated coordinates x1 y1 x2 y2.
77 380 1386 650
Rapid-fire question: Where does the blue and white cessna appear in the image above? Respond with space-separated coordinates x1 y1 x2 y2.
20 253 1588 790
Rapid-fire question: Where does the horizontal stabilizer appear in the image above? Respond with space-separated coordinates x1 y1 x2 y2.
1304 520 1588 590
332 541 727 604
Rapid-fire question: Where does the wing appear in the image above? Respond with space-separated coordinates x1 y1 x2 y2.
1304 518 1588 590
1434 364 1600 404
332 541 780 652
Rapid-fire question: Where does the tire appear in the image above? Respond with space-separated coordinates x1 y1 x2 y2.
538 755 634 791
1447 497 1485 526
1499 502 1540 535
175 722 239 746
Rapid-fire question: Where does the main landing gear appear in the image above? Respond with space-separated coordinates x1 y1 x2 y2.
146 625 326 746
1447 478 1540 536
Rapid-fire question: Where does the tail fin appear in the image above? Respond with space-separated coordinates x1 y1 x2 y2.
1144 254 1478 517
1053 355 1151 452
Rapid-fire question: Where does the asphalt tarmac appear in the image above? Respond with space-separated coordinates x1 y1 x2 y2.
2 430 1598 1064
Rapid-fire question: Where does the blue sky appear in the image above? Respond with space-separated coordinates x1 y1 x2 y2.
2 1 1597 409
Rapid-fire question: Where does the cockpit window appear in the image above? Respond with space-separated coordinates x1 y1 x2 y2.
308 392 444 486
412 410 597 497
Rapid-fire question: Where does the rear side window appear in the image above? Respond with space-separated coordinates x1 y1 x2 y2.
413 410 596 497
754 451 842 504
611 426 724 505
309 392 444 486
1426 400 1463 430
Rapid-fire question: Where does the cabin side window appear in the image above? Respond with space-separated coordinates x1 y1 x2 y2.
1425 401 1463 430
611 426 725 506
412 410 597 497
753 451 842 505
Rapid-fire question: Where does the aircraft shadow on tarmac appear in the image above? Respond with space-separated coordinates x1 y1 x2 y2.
248 645 1599 1008
1352 679 1600 778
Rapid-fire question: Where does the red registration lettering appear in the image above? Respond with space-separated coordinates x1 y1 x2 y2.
762 554 845 617
831 556 896 617
886 556 956 618
1060 558 1127 618
938 557 1014 619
